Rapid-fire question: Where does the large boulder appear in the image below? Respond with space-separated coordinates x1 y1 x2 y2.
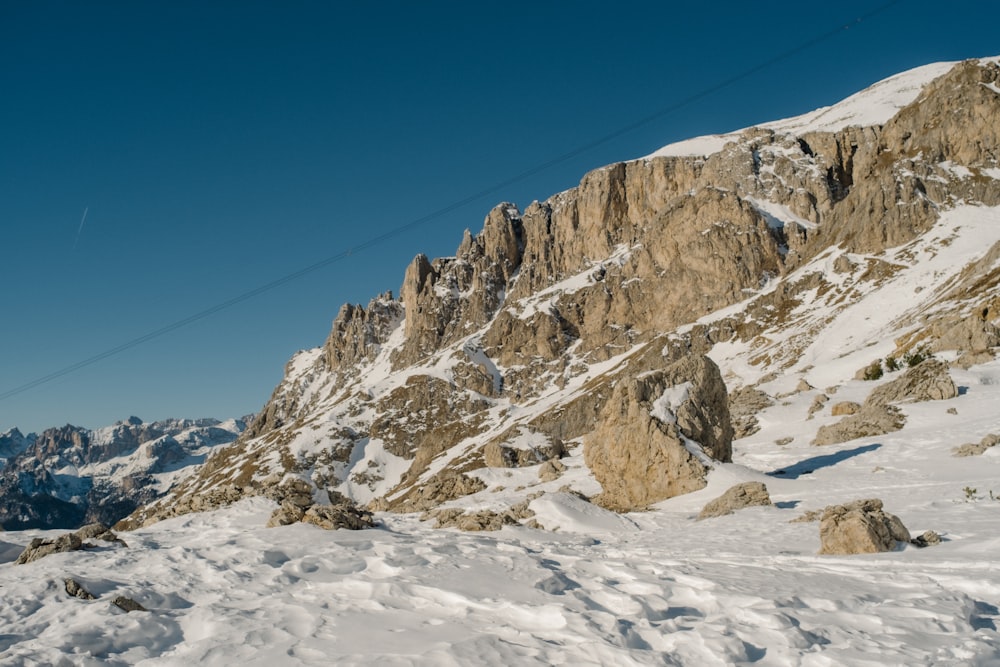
585 354 732 511
818 498 911 555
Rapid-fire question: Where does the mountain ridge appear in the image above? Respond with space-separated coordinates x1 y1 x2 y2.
122 56 1000 531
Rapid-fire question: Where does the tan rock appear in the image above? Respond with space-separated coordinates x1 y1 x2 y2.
818 498 910 555
585 354 732 511
697 482 772 520
830 401 861 416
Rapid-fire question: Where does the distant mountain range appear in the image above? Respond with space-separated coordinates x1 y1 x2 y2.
0 416 247 529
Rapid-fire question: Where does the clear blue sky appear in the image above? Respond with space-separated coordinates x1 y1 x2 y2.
2 1 997 434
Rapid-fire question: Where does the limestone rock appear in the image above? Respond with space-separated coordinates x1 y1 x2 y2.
112 596 147 613
391 472 487 513
953 433 1000 457
697 482 772 520
728 387 773 438
538 459 566 483
301 503 375 531
910 530 942 548
866 359 957 406
813 359 953 446
818 498 911 555
812 404 904 446
16 533 83 565
830 401 861 416
64 578 96 600
585 354 732 511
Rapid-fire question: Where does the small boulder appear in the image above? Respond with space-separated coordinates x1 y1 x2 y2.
64 578 96 600
910 530 942 548
112 596 147 613
538 459 566 482
830 401 861 416
818 498 911 555
697 482 772 520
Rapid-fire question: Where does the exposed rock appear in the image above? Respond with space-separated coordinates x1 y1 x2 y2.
866 359 957 406
484 437 564 469
830 401 861 416
953 433 1000 457
812 404 905 446
910 530 942 548
813 359 954 445
728 386 773 438
585 354 732 511
795 379 814 393
301 503 375 531
427 496 537 531
697 482 772 520
789 509 823 523
64 578 96 600
264 478 314 509
266 501 306 527
538 459 566 483
818 498 911 555
15 522 128 565
112 596 147 613
391 472 487 513
807 394 829 417
15 534 82 565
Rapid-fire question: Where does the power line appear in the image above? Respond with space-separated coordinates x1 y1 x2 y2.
0 0 904 404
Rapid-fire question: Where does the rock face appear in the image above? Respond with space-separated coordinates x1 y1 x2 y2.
953 433 1000 457
818 499 911 555
121 58 1000 528
697 482 772 520
585 354 733 511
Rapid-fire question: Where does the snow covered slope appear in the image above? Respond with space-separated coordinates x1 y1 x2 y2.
2 57 1000 664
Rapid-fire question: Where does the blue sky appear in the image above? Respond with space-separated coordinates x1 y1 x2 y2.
2 1 998 433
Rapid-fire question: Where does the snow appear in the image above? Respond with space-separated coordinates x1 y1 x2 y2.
650 382 691 425
647 60 959 160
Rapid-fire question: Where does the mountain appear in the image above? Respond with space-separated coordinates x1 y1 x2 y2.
124 56 1000 530
0 416 247 529
2 57 1000 665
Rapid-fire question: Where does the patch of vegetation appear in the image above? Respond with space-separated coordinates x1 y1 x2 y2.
862 361 884 381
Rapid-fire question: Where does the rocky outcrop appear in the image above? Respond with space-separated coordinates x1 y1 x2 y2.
15 523 125 565
953 433 1000 457
866 359 957 406
585 354 732 511
814 359 956 445
729 387 773 438
697 482 772 520
818 499 911 555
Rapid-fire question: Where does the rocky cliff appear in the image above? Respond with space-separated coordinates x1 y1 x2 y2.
123 57 1000 530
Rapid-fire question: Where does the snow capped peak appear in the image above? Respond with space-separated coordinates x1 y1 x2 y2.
647 58 984 158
